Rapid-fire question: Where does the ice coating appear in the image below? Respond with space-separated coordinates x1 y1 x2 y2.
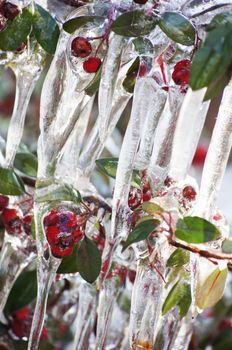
169 88 210 181
195 78 232 219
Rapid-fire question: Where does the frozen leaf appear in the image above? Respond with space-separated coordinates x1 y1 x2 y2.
122 219 159 251
14 152 38 178
195 258 228 309
159 12 195 46
203 70 231 101
112 10 157 37
5 270 37 313
122 57 140 93
222 239 232 253
166 249 190 268
36 183 81 204
141 202 164 215
0 168 25 195
175 216 220 243
85 66 102 96
162 280 191 319
132 37 153 55
33 4 60 55
0 8 33 51
63 15 104 34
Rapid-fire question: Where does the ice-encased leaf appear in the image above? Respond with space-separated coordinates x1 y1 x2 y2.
162 280 191 319
36 183 81 204
122 219 159 251
0 167 25 195
167 249 190 268
0 8 33 51
159 12 195 46
33 4 60 55
175 216 220 243
122 57 140 93
222 239 232 253
141 202 164 215
112 10 157 37
14 152 38 178
63 15 104 34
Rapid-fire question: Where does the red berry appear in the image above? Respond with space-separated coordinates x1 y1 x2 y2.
0 14 6 31
1 208 22 234
182 186 196 201
133 0 148 4
71 36 92 58
22 214 33 236
172 59 190 86
164 176 174 187
192 145 208 167
83 57 101 73
1 2 20 20
128 187 142 210
0 195 9 211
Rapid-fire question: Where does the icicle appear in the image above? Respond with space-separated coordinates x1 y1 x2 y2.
169 88 210 181
78 57 133 176
172 313 193 350
5 63 43 168
73 281 98 350
148 87 184 180
195 79 232 219
98 34 125 142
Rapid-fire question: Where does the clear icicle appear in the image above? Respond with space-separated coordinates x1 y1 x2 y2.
195 78 232 219
95 276 122 350
98 34 125 142
73 281 98 350
169 88 210 181
78 57 133 176
148 87 184 180
172 313 193 350
5 49 45 167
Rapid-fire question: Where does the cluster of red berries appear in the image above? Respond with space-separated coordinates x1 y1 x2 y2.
128 177 152 210
43 208 86 258
172 59 191 87
10 307 47 340
182 185 196 201
0 1 20 32
71 36 102 73
0 195 33 236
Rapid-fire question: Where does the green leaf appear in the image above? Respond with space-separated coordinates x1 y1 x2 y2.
222 239 232 253
158 12 195 46
132 37 154 55
207 12 232 31
122 57 140 93
0 9 33 51
203 70 231 101
0 167 25 195
95 157 141 187
5 270 37 313
14 152 38 178
166 249 190 268
85 65 102 95
33 4 60 54
112 10 157 37
58 238 102 284
36 183 81 204
63 15 104 34
162 280 191 319
175 216 220 244
190 23 232 90
122 219 159 252
141 202 163 215
213 329 232 350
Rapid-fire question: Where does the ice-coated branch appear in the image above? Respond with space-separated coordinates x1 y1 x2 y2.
195 78 232 219
169 88 210 181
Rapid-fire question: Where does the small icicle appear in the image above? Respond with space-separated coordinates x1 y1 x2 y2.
98 34 125 142
169 88 210 181
195 78 232 219
73 281 98 350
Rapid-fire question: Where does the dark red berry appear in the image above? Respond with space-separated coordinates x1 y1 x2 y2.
1 2 20 20
71 36 92 58
83 57 101 73
1 208 22 235
164 176 174 187
182 186 196 201
128 187 142 210
172 59 190 86
133 0 148 4
0 195 9 211
22 214 33 236
14 41 27 54
0 14 6 31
